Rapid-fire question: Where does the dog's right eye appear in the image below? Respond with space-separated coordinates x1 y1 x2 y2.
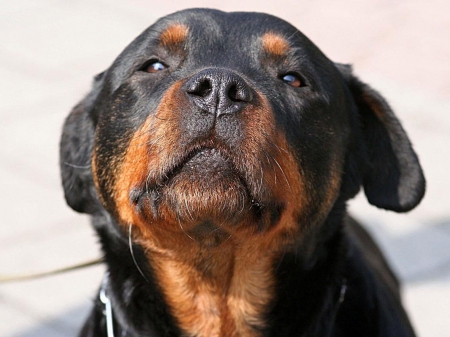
281 73 302 88
143 60 168 73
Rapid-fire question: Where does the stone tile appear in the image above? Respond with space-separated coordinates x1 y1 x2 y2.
0 165 70 240
0 65 68 118
0 296 45 337
436 221 450 238
0 110 67 184
0 0 60 16
1 266 104 336
404 268 450 337
13 326 77 337
11 305 92 337
0 209 98 272
0 2 150 72
390 227 450 282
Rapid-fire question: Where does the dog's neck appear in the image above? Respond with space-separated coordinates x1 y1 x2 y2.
97 207 346 337
146 237 277 337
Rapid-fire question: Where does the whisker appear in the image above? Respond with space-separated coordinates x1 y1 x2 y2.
154 115 177 122
272 143 290 155
222 234 233 244
239 191 246 215
272 157 293 193
262 149 278 186
184 196 195 222
259 163 264 195
128 224 149 283
176 216 197 242
147 135 165 147
145 172 151 193
63 162 91 169
132 128 152 140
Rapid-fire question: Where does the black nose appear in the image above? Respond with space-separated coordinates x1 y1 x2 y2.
184 68 253 116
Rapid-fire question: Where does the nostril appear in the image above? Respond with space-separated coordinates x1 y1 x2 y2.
197 80 212 98
228 85 239 102
227 83 253 103
186 79 212 98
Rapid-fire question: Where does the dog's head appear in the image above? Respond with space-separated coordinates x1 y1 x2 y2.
60 9 425 249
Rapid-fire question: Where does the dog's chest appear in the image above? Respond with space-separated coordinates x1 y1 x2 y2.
151 253 275 337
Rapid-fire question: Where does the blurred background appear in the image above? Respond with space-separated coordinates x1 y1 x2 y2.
0 0 449 336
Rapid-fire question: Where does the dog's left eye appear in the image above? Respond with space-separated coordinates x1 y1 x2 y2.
144 60 168 73
281 73 302 87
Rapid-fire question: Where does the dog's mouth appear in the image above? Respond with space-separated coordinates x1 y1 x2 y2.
132 146 264 225
162 147 241 187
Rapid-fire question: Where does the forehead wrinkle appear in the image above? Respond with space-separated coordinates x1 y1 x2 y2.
159 23 189 47
261 32 290 57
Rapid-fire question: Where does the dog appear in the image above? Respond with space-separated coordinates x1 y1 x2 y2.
60 8 425 337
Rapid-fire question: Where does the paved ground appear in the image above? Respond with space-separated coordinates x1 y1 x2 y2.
0 0 449 336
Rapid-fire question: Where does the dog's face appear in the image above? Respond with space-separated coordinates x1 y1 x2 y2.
61 9 425 250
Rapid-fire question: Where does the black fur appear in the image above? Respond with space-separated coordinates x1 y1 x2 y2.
60 9 424 336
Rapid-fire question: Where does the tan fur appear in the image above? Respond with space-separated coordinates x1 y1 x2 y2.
113 81 186 226
261 32 290 57
160 23 189 47
150 239 276 337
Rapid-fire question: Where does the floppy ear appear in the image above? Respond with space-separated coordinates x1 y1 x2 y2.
337 64 425 212
60 73 105 215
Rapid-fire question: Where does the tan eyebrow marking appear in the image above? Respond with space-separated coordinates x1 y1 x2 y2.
261 32 290 56
159 23 189 47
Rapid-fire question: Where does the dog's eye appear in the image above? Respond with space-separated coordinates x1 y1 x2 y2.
145 61 168 73
281 73 302 87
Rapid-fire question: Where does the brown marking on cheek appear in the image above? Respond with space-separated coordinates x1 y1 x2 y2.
113 118 153 225
244 91 344 233
267 131 343 232
159 23 189 48
240 93 307 237
261 32 290 57
113 81 186 227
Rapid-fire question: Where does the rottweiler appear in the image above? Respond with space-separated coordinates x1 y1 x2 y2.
60 8 425 337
